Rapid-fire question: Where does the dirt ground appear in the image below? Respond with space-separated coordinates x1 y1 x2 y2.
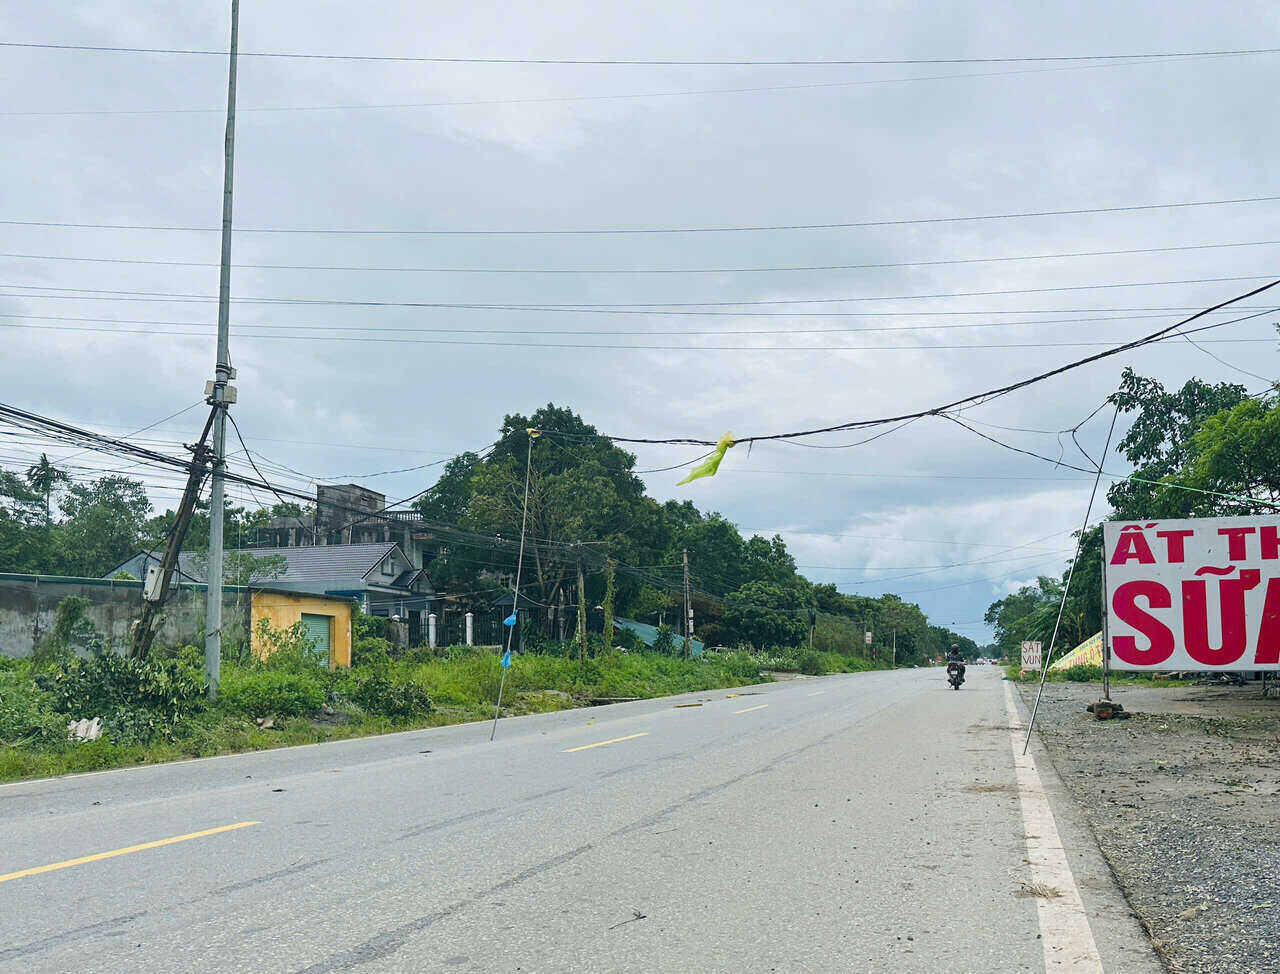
1019 679 1280 974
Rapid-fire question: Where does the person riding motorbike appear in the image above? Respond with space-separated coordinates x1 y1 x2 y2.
945 644 966 687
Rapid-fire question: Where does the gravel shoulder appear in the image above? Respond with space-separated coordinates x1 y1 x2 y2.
1019 680 1280 974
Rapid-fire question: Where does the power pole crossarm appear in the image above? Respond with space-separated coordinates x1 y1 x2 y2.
205 0 240 701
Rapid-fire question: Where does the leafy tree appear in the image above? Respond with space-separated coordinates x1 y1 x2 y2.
56 476 151 577
1174 396 1280 514
24 454 68 524
741 534 796 586
985 370 1278 664
459 406 659 611
723 580 809 648
0 470 51 573
1108 367 1249 519
929 626 982 661
411 452 480 524
983 574 1095 662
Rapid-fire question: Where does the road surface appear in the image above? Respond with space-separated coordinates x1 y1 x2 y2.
0 666 1161 972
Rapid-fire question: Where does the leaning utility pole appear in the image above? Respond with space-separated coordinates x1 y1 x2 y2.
682 548 692 657
130 410 217 660
205 0 241 701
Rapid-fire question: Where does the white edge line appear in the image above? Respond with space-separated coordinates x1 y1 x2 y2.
1003 679 1104 972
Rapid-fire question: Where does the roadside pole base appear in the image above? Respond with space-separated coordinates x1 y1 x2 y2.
1087 699 1126 720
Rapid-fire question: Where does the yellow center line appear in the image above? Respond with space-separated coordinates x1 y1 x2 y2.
0 821 261 885
563 732 650 753
807 690 826 697
733 704 769 714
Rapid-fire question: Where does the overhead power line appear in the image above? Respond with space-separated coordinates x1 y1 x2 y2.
1 192 1276 235
4 320 1276 353
2 53 1271 118
2 236 1276 275
2 273 1274 311
2 40 1276 64
0 402 595 561
0 308 1260 335
602 285 1280 445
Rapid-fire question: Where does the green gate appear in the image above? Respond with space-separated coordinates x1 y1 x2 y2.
300 613 333 668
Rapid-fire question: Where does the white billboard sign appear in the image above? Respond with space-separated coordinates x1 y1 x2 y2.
1104 516 1280 671
1020 640 1042 670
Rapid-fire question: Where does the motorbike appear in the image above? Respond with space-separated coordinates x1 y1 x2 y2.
946 660 966 690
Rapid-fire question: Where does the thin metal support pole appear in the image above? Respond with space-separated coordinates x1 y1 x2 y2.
490 665 509 742
205 0 239 701
1101 543 1112 702
1024 400 1120 754
491 432 536 741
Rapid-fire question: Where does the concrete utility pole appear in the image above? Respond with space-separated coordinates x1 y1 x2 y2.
205 0 240 701
891 628 896 668
576 546 588 663
682 548 692 657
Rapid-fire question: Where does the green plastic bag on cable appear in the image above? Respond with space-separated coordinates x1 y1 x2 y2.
677 432 735 486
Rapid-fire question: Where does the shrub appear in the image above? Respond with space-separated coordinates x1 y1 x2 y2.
34 596 105 664
351 635 394 669
38 651 205 723
220 668 324 718
652 624 677 655
796 651 826 676
34 649 206 744
254 619 326 671
0 667 66 747
353 609 389 641
719 651 765 682
400 646 439 666
340 672 432 719
612 626 643 652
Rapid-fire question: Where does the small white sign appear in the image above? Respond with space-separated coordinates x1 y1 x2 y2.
1021 640 1042 670
864 631 872 645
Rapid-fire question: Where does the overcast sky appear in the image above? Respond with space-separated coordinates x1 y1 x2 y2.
2 1 1278 641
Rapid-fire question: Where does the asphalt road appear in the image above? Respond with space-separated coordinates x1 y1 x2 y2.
0 666 1162 972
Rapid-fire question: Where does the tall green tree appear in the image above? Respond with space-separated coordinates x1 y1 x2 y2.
24 454 68 524
56 476 152 577
723 580 809 648
1108 367 1249 519
0 470 51 573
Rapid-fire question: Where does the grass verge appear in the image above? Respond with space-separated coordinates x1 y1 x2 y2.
1 646 807 783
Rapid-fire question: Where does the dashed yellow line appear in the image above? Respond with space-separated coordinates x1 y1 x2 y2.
0 821 261 885
807 690 826 697
563 732 649 753
733 704 769 715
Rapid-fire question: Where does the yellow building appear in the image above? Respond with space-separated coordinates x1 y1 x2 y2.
250 589 354 669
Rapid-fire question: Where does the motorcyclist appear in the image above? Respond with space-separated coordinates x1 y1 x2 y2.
946 644 966 681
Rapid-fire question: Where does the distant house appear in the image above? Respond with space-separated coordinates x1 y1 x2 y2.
245 483 434 569
109 542 434 631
